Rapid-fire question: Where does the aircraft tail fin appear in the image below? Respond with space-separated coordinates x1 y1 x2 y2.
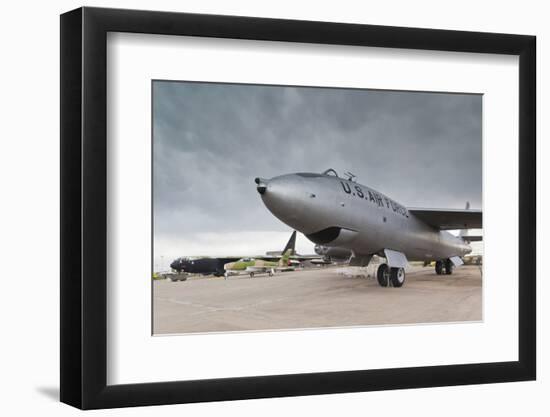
282 230 297 256
279 249 293 267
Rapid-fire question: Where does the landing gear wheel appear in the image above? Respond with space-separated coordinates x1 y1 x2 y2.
445 259 453 275
249 272 255 278
268 269 274 277
390 267 406 287
377 264 390 287
435 261 444 275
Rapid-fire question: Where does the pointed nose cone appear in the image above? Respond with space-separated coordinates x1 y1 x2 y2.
255 172 359 247
255 177 268 195
255 174 316 233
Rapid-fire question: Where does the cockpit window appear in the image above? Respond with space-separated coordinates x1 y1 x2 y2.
296 169 356 181
322 168 339 177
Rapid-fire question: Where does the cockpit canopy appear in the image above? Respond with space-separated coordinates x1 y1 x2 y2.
296 168 357 182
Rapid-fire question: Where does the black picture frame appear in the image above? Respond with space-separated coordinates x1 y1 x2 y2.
60 6 536 410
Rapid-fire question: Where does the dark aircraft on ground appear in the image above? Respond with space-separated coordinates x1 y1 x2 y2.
169 231 299 276
170 257 239 277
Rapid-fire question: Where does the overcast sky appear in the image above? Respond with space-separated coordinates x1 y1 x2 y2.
153 81 482 269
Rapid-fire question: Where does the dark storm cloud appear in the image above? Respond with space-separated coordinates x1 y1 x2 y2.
153 81 482 237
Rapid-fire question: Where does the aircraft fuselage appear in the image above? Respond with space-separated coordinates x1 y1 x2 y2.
256 173 471 262
170 257 235 276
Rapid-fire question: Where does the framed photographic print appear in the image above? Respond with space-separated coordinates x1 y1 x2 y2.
60 6 536 409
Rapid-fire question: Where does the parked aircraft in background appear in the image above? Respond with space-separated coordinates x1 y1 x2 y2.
169 257 237 277
224 249 294 277
169 231 301 277
255 168 482 288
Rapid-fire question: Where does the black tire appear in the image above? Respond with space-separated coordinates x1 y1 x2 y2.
445 259 453 275
390 267 405 287
249 272 255 278
377 264 389 287
435 261 444 275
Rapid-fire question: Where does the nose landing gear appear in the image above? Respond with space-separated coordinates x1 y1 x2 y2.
377 263 389 287
391 267 406 287
377 264 405 288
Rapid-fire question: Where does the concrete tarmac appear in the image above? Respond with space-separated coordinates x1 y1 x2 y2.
153 265 482 335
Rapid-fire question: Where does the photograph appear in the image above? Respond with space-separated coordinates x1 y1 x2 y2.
152 80 483 335
54 4 537 412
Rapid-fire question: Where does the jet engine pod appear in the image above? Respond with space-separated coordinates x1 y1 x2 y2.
314 244 328 255
306 227 358 246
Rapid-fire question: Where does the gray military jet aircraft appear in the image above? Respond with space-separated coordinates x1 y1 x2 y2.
255 169 482 288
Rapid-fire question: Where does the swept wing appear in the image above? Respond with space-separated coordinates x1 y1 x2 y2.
408 208 482 230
